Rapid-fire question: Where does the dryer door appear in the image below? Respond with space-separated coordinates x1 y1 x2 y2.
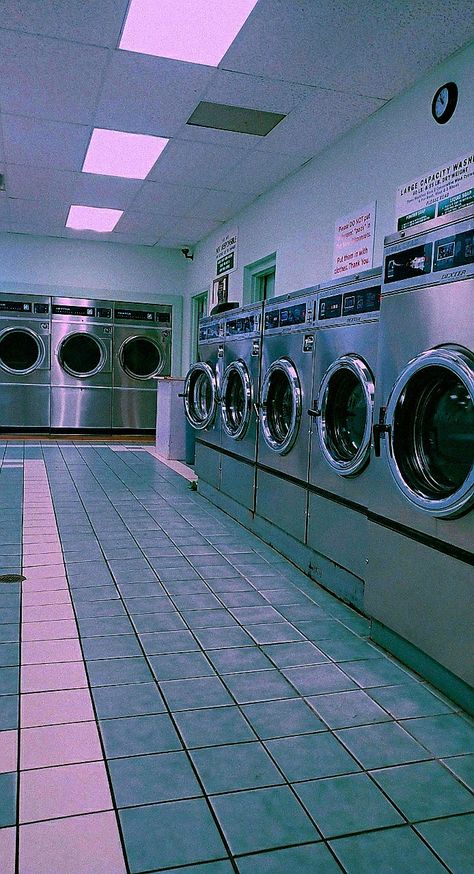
0 327 46 374
260 357 301 455
317 354 375 476
221 360 252 440
384 345 474 517
183 362 218 430
119 335 164 380
58 332 108 378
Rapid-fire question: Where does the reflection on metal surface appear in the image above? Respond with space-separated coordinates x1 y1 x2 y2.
318 354 375 477
261 358 301 455
0 327 45 374
221 359 252 440
183 362 218 431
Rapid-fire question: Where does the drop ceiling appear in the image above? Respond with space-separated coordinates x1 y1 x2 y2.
0 0 471 248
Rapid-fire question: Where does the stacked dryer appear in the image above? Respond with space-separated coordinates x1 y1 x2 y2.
0 293 51 429
365 206 473 702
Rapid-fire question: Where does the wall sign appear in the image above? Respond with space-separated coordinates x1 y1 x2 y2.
211 274 229 310
216 229 238 276
332 203 376 279
396 151 474 230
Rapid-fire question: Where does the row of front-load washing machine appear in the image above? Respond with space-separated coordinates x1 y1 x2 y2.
183 206 474 704
0 296 172 430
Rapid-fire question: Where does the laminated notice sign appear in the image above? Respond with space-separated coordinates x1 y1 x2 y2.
396 152 474 230
332 203 375 279
215 229 238 276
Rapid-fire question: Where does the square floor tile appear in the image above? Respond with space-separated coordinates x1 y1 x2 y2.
223 670 297 704
21 688 94 727
330 824 447 873
71 586 119 603
76 616 134 638
22 604 75 622
0 695 17 730
109 750 202 807
21 619 77 642
20 721 102 769
211 785 318 855
230 607 283 625
441 754 474 790
0 667 18 695
318 636 381 661
74 599 126 619
190 741 284 794
181 610 239 629
400 714 474 757
119 798 227 872
87 657 153 687
371 761 474 820
416 814 474 874
0 825 15 873
21 661 88 693
150 651 215 681
100 713 182 758
336 722 432 769
92 682 166 719
18 810 127 874
219 591 268 608
20 760 112 823
236 843 340 873
81 634 142 660
266 731 360 781
0 624 20 643
296 772 402 837
0 643 19 666
307 690 391 729
160 676 234 711
369 683 455 719
0 730 17 773
262 641 329 668
174 706 256 749
194 627 254 649
142 630 200 654
243 698 326 739
0 772 16 826
207 647 274 675
132 612 187 633
172 594 222 611
282 664 357 696
342 658 416 688
247 623 305 645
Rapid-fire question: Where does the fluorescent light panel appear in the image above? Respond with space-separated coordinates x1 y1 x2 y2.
82 129 169 180
66 206 123 232
119 0 258 65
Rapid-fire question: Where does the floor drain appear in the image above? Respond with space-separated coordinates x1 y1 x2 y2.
0 574 26 583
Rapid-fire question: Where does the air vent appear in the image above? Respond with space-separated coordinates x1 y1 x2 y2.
186 102 286 136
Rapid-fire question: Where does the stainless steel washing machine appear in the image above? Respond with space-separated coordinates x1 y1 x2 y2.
51 297 113 429
0 293 51 428
256 287 318 544
306 269 381 607
219 302 263 512
365 206 474 696
112 302 172 430
183 314 225 489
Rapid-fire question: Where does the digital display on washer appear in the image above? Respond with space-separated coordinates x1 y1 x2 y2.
226 316 254 335
52 305 95 316
156 311 171 324
115 309 154 321
96 307 112 319
34 303 50 314
264 310 279 329
319 295 342 320
433 230 474 271
384 243 432 283
205 322 221 340
279 303 307 326
343 286 380 315
0 301 32 312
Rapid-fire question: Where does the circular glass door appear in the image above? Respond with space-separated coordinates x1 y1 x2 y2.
317 354 375 476
0 327 45 374
183 362 218 430
221 360 252 440
385 346 474 517
58 332 105 378
260 358 301 454
120 336 162 380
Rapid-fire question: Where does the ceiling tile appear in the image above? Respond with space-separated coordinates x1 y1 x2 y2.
225 149 307 195
0 29 109 124
158 216 223 247
73 174 142 210
9 196 69 226
185 188 256 222
0 0 130 47
2 114 90 171
147 140 249 187
5 164 78 204
62 227 158 246
174 121 262 151
115 210 171 236
202 69 314 115
95 51 216 137
130 180 211 216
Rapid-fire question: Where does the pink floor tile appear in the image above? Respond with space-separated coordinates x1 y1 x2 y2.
20 761 113 823
23 554 64 568
22 590 71 607
22 619 78 642
21 661 88 693
19 811 126 874
21 639 82 665
22 604 75 623
23 535 59 545
0 730 17 773
21 721 102 769
0 827 16 874
22 577 68 593
21 689 94 727
23 564 66 580
23 543 61 556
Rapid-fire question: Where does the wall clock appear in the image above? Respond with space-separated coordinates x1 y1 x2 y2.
432 82 458 124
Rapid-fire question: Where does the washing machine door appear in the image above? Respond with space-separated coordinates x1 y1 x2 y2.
221 359 252 440
0 327 46 374
119 335 164 380
58 332 107 378
384 345 474 517
183 362 218 430
317 354 375 476
260 357 301 455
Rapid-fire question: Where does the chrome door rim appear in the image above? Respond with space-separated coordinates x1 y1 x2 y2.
260 357 301 455
58 331 106 378
183 362 218 430
221 359 252 440
385 346 474 517
0 326 46 374
317 354 375 476
119 334 163 380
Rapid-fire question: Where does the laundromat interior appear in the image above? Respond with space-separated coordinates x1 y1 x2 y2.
0 3 473 872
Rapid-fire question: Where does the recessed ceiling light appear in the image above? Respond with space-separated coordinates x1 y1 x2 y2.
187 102 286 135
82 129 169 180
66 205 123 232
119 0 258 65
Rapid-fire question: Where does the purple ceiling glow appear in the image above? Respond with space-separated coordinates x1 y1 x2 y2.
82 129 169 179
66 205 124 232
119 0 258 66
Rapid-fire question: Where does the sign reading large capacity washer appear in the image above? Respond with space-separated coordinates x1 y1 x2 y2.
332 203 376 278
216 228 238 276
396 151 474 230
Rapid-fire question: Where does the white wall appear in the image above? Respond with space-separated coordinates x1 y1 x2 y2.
182 41 473 371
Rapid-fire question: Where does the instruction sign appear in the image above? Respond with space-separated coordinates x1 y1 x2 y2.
396 151 474 230
332 203 375 278
216 229 238 276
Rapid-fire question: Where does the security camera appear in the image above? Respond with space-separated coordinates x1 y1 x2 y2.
181 247 194 260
